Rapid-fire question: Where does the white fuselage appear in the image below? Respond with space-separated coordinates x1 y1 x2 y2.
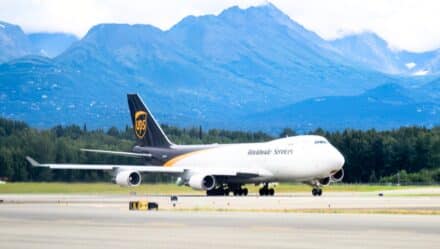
171 135 345 184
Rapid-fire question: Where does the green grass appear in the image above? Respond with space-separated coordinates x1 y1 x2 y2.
0 182 198 194
0 182 431 194
273 183 417 192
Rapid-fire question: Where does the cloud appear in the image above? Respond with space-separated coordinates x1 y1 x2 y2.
405 62 416 69
0 0 439 52
271 0 440 52
413 69 429 76
0 0 263 36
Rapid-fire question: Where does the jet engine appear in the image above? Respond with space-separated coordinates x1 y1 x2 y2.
115 170 142 187
319 177 331 186
188 174 216 190
330 169 344 182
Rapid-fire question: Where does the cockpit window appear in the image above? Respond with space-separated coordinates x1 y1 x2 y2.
314 140 327 144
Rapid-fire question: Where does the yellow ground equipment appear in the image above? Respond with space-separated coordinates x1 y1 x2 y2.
129 200 158 211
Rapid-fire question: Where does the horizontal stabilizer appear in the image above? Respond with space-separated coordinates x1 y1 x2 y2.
80 148 152 158
25 156 41 167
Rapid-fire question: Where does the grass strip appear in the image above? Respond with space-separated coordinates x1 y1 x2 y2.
0 182 435 194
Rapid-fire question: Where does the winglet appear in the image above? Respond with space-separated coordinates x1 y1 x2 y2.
25 156 41 167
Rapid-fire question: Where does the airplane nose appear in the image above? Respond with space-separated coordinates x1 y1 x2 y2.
328 147 345 170
335 150 345 168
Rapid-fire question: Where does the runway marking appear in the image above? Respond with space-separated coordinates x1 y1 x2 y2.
163 207 440 215
250 226 293 233
148 222 186 228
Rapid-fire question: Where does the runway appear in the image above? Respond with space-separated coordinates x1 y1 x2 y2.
1 203 440 249
2 192 440 210
1 193 440 248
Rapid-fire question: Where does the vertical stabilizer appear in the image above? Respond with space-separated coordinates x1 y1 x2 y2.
127 94 173 147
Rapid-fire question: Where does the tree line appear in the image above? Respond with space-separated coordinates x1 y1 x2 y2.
0 117 438 184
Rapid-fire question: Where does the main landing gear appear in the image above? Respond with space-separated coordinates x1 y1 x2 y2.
206 186 229 196
312 188 322 196
259 183 275 196
232 187 248 196
206 185 248 196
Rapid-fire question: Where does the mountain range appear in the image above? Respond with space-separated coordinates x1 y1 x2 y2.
0 21 78 62
329 32 440 76
247 83 439 132
0 3 439 132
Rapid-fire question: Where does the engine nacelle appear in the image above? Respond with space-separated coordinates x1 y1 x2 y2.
319 177 331 186
188 174 216 190
115 170 142 187
330 169 344 182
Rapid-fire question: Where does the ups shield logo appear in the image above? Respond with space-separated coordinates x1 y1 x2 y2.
134 111 147 139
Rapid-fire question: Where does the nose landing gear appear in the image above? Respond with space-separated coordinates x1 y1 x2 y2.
312 188 322 196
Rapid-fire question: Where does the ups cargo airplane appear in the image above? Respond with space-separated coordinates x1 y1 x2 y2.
27 94 345 196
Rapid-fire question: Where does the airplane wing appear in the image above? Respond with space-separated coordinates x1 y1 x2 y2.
25 156 183 173
80 148 152 158
26 157 270 177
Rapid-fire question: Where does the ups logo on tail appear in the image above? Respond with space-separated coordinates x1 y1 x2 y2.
134 111 147 139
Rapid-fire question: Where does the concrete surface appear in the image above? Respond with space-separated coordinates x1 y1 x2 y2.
1 193 440 210
1 193 440 248
0 203 439 249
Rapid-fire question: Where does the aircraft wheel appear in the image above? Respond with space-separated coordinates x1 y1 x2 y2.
268 188 275 196
207 187 229 196
259 187 269 196
243 188 248 196
312 188 322 196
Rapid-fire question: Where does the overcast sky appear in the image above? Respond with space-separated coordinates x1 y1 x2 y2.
1 0 440 52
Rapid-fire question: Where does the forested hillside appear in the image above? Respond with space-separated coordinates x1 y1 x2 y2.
0 117 438 184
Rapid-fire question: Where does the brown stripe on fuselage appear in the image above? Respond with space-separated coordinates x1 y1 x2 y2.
133 144 218 166
163 148 214 167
